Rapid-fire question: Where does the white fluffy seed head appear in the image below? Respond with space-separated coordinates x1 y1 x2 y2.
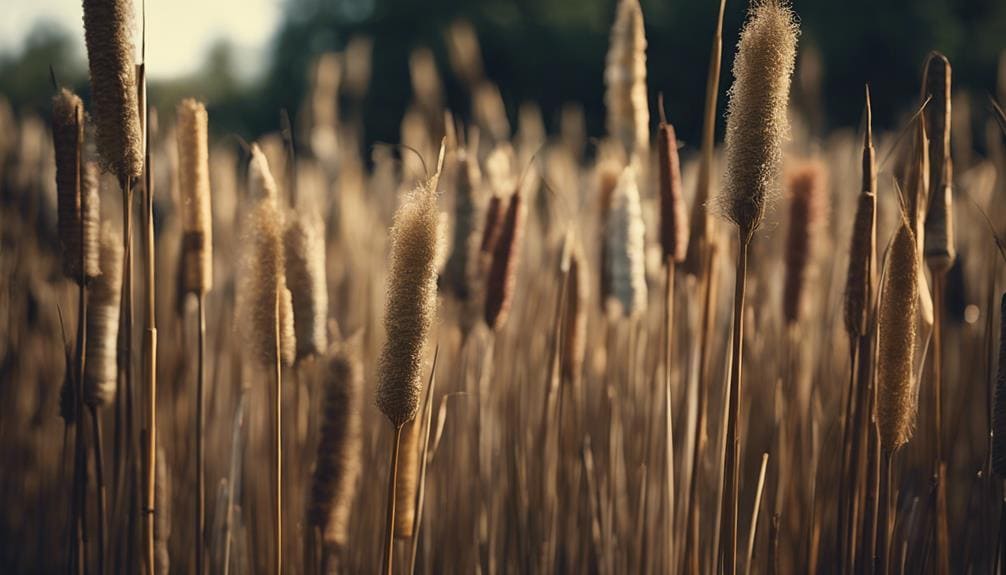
604 163 647 318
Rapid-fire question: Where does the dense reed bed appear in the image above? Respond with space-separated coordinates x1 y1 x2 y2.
3 0 1006 573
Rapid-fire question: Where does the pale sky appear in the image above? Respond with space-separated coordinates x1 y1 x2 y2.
3 0 282 79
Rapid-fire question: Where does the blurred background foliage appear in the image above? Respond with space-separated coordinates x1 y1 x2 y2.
2 0 1005 152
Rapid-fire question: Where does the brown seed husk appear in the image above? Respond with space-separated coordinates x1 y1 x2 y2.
783 161 826 324
657 121 688 263
177 98 213 294
484 189 525 330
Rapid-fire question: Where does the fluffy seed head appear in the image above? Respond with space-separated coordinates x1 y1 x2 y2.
484 190 525 330
783 161 826 324
394 416 422 538
877 221 919 452
718 0 799 240
240 146 296 366
605 0 649 155
377 176 440 427
81 0 143 180
605 163 648 317
308 345 363 546
84 223 123 407
657 120 689 262
844 90 877 339
285 211 328 359
177 99 213 294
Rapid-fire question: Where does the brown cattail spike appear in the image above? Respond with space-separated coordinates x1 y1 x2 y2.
81 0 143 180
657 101 689 263
285 211 328 359
484 189 525 330
562 246 588 387
922 53 956 272
605 0 649 156
783 161 826 324
177 98 213 295
52 89 96 282
877 220 919 452
718 0 799 240
377 165 442 427
844 88 877 339
443 147 482 300
309 345 363 546
84 223 123 407
394 416 422 538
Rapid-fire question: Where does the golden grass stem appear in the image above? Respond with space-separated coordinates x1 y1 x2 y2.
746 452 770 573
89 405 108 575
408 349 440 574
383 425 404 575
877 451 893 575
722 236 749 575
274 286 283 575
931 271 950 575
196 293 206 575
663 260 676 572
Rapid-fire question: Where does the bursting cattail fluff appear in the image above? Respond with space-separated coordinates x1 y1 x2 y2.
877 221 919 452
484 190 525 330
240 145 296 366
658 120 688 263
177 98 213 295
52 89 99 282
81 0 143 180
443 149 482 300
309 346 363 547
376 176 440 427
285 211 328 359
922 52 956 272
718 0 799 239
844 90 877 340
605 0 649 155
394 416 422 538
782 161 826 324
604 164 647 317
84 224 123 407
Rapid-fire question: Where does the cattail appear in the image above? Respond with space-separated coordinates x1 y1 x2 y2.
53 89 99 282
241 145 296 366
154 445 171 575
81 0 143 180
877 220 919 452
604 163 647 317
394 416 422 538
376 175 441 427
84 224 123 407
443 148 482 300
309 346 363 547
844 89 877 340
597 160 621 310
484 189 525 330
562 247 588 386
657 118 688 263
177 98 213 295
782 161 826 324
605 0 649 156
922 52 956 272
285 211 328 359
718 0 799 239
992 294 1006 477
479 193 505 256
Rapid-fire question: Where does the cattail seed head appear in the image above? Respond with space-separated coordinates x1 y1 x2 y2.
562 247 588 386
604 163 647 318
81 0 143 180
240 145 296 367
922 52 956 272
309 345 363 547
52 89 96 282
657 120 689 263
84 223 123 407
394 416 422 538
285 211 328 359
783 161 826 324
479 193 505 256
377 175 441 427
844 91 877 340
877 220 919 452
443 149 482 300
484 189 525 330
718 0 799 240
605 0 649 155
177 98 213 294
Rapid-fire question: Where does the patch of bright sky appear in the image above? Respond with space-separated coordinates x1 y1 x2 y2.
2 0 282 80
